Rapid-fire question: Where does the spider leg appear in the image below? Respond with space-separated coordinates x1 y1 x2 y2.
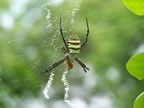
61 47 88 72
60 17 69 52
75 57 89 72
81 17 89 48
61 46 68 54
44 55 68 73
61 47 73 67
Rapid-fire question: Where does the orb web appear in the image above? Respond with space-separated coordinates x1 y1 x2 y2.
40 0 83 104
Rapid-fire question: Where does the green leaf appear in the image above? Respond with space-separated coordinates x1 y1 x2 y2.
126 52 144 80
123 0 144 16
134 92 144 108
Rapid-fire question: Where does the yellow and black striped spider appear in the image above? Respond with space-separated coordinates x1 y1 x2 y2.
44 17 89 73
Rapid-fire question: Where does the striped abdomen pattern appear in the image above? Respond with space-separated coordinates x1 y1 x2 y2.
67 34 81 54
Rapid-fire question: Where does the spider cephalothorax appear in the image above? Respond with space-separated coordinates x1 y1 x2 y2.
44 17 89 73
64 57 74 71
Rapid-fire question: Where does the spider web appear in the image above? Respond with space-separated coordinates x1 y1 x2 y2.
0 0 83 107
40 0 83 106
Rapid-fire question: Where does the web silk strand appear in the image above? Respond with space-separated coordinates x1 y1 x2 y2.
43 72 55 99
61 71 70 100
61 71 76 107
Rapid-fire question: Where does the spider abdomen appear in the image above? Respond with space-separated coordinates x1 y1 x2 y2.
68 34 81 54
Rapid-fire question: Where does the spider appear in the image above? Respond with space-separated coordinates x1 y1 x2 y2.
44 17 89 73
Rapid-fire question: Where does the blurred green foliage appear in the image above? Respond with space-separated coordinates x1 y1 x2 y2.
0 0 144 108
134 92 144 108
127 52 144 80
123 0 144 16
